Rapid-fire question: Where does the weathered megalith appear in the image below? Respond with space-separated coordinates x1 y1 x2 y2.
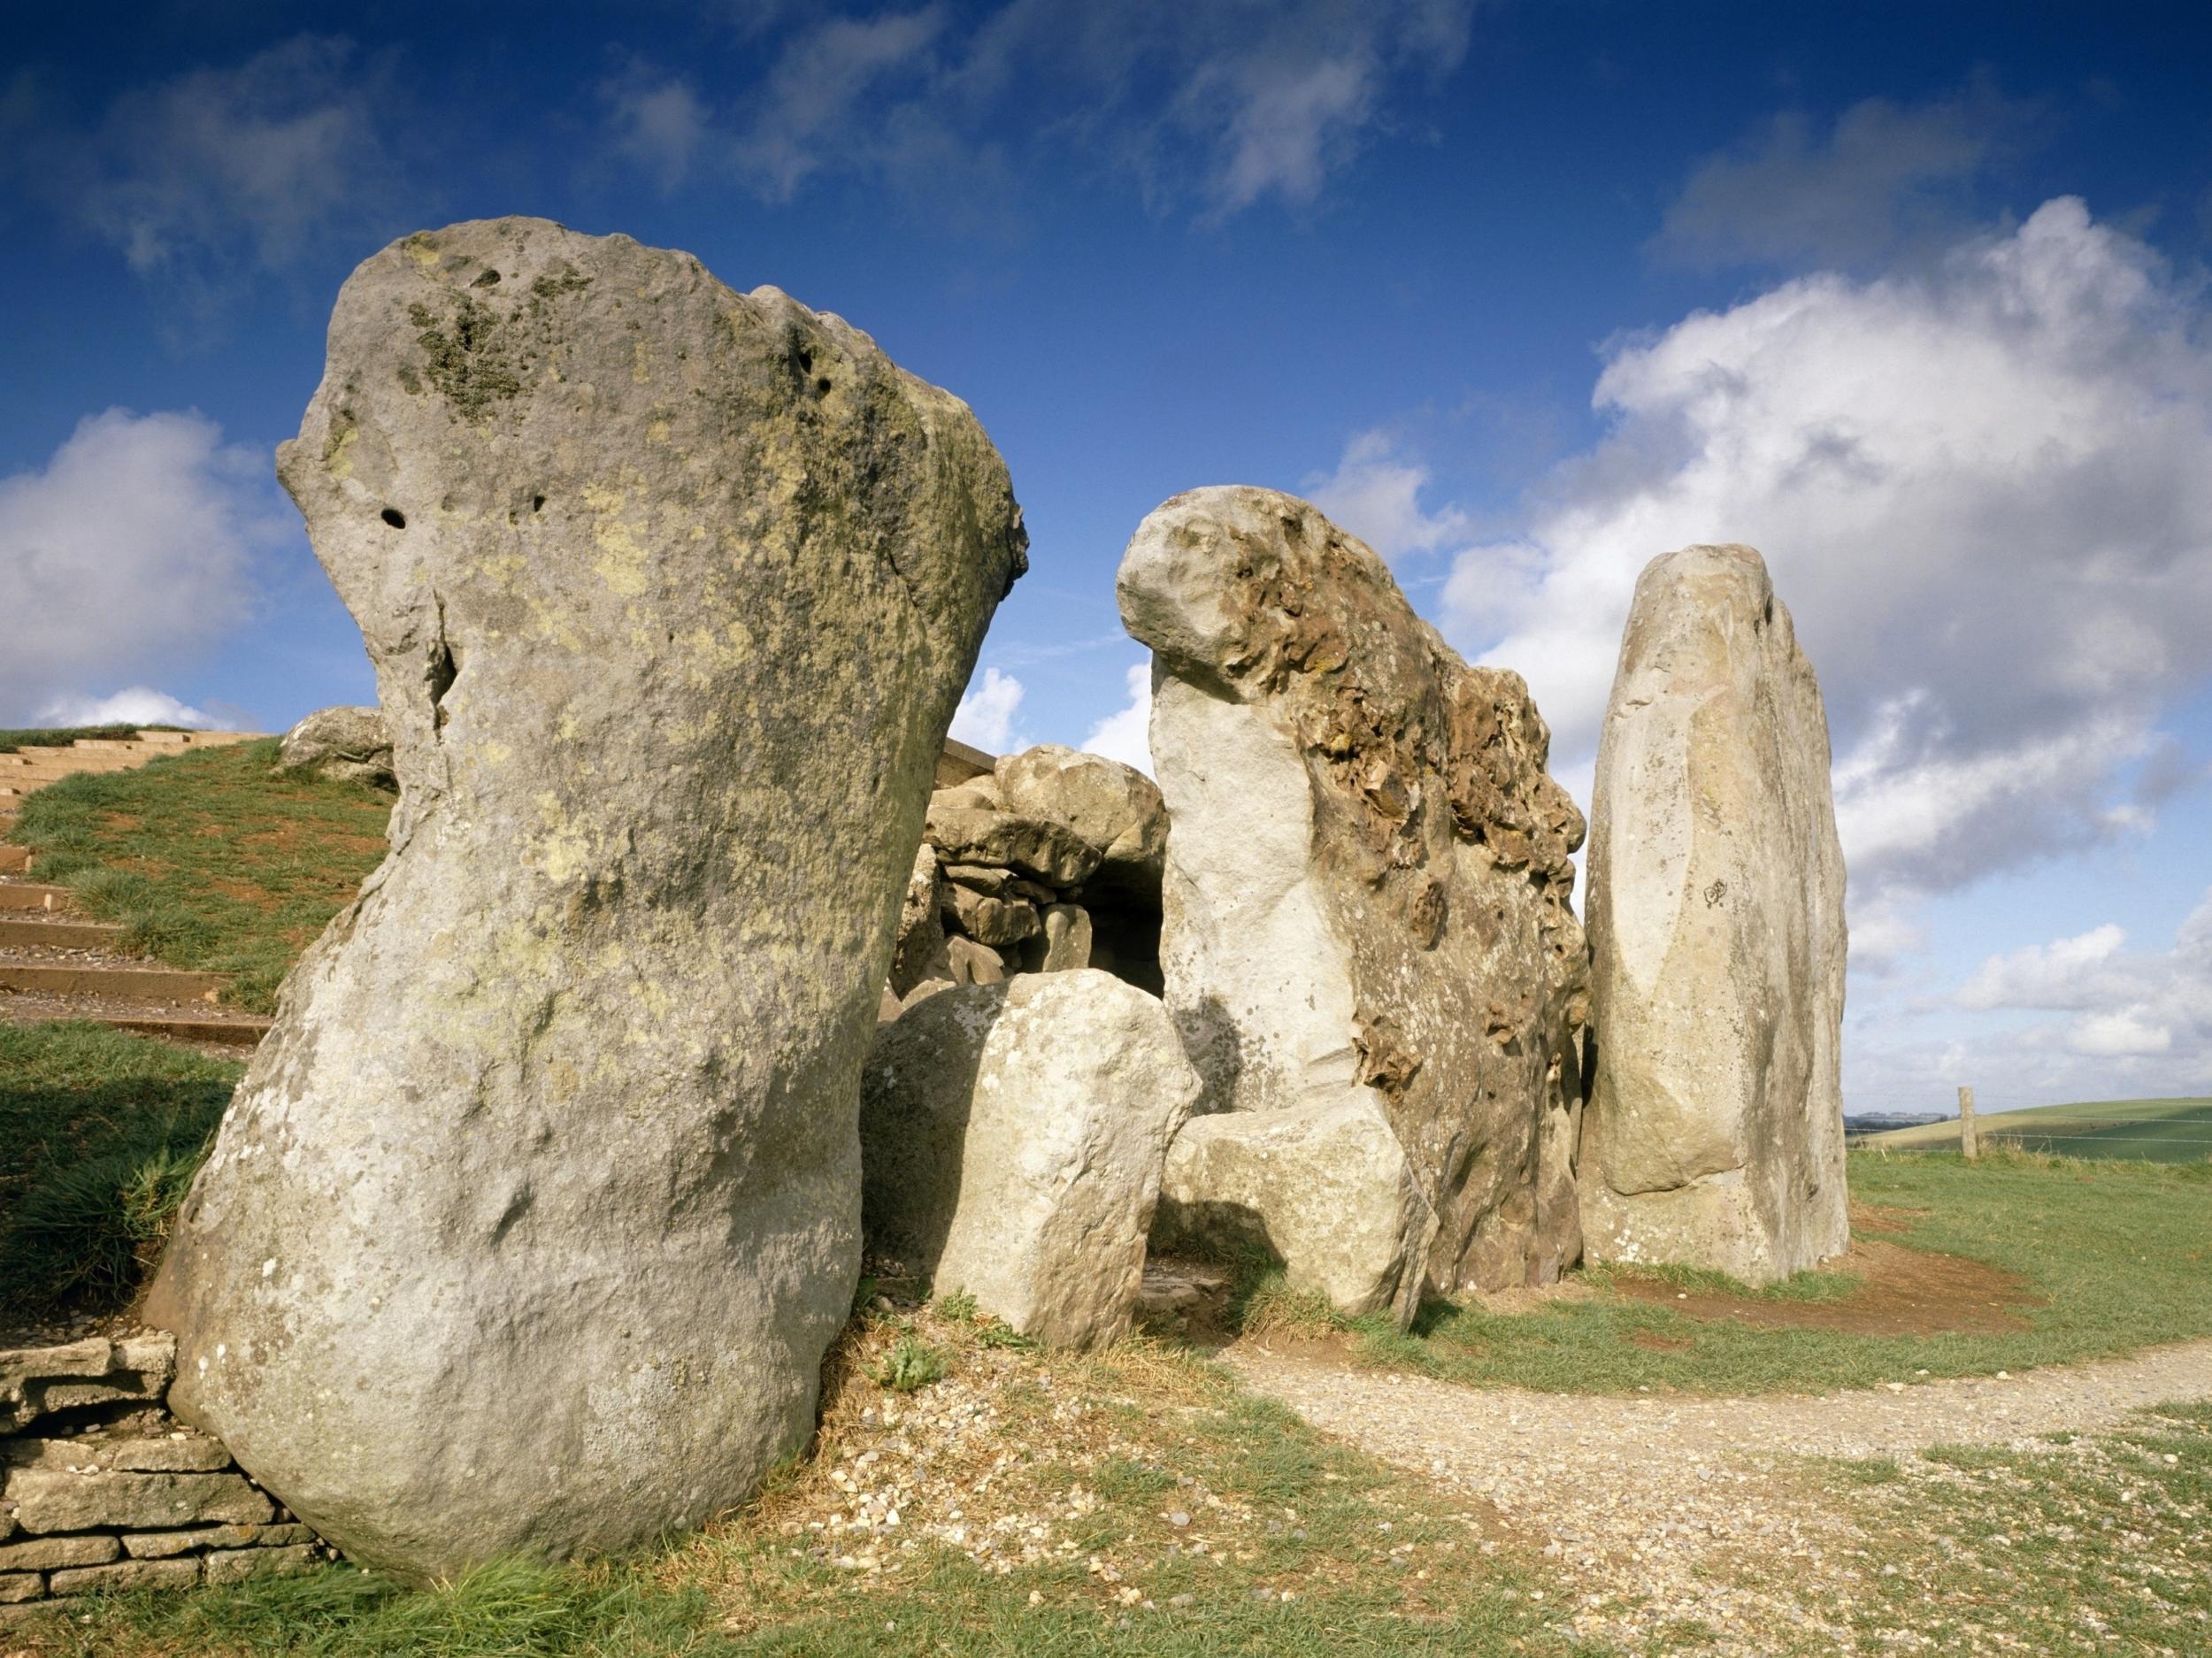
143 217 1026 1578
1581 544 1847 1284
859 971 1199 1349
274 705 395 790
1118 487 1589 1313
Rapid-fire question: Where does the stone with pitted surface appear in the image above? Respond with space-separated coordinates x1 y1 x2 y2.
142 216 1025 1581
1118 487 1589 1311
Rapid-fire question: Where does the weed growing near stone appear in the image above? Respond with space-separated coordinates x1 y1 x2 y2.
873 1335 949 1393
0 1021 240 1330
13 741 392 1012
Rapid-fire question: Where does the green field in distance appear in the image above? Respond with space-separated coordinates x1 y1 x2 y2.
1865 1096 2212 1163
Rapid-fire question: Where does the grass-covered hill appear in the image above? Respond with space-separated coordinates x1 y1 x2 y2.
1868 1096 2212 1163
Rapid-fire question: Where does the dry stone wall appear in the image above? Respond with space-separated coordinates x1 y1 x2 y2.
1 1336 319 1619
887 745 1168 1011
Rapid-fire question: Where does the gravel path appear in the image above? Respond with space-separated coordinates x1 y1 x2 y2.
1228 1338 2212 1654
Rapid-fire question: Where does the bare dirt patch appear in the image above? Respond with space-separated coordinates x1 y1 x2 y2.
1615 1238 2035 1336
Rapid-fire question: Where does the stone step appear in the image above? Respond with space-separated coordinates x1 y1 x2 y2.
0 961 228 1002
104 1013 270 1047
0 884 73 911
0 916 124 949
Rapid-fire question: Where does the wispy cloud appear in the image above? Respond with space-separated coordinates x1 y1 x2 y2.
600 58 712 194
5 37 405 326
617 1 1472 223
1303 428 1472 563
1653 79 2039 270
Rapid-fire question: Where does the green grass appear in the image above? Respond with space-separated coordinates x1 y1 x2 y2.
1266 1151 2212 1396
0 1021 242 1324
19 1314 1602 1658
1816 1402 2212 1654
0 725 173 750
12 739 393 1012
1868 1095 2212 1162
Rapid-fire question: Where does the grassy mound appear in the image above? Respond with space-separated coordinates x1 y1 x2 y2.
12 739 393 1013
0 1020 242 1327
0 725 171 750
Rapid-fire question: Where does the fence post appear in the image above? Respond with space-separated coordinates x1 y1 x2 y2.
1958 1085 1978 1163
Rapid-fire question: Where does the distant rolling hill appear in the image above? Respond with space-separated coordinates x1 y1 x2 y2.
1864 1097 2212 1163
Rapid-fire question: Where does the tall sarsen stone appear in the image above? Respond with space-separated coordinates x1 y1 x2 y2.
1118 487 1589 1309
145 218 1026 1578
1581 544 1847 1284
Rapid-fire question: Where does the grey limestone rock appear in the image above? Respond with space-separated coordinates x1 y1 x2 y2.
994 744 1167 893
143 217 1025 1579
1581 544 1848 1284
859 971 1198 1349
274 705 396 790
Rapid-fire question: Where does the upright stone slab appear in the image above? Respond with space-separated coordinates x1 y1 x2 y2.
859 971 1199 1349
1118 487 1589 1305
144 217 1025 1579
1581 544 1847 1284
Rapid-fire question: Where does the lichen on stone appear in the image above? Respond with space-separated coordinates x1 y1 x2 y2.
407 295 523 424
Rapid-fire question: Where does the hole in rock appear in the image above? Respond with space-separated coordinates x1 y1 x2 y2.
532 494 546 512
471 269 502 288
380 508 407 529
815 377 833 395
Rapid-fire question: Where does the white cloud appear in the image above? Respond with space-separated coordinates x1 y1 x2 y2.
949 666 1025 753
10 37 400 318
601 62 710 194
1304 430 1471 563
1958 924 2126 1009
0 410 284 725
1443 198 2212 963
1083 663 1154 775
1948 893 2212 1083
1655 81 2035 269
36 687 214 730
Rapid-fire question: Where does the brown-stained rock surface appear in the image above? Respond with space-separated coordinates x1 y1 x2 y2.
1118 487 1590 1304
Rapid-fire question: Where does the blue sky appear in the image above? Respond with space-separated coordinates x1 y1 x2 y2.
4 1 2209 1113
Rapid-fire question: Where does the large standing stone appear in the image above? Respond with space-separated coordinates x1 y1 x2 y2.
1118 488 1589 1310
859 971 1198 1349
143 217 1025 1579
1581 544 1847 1284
